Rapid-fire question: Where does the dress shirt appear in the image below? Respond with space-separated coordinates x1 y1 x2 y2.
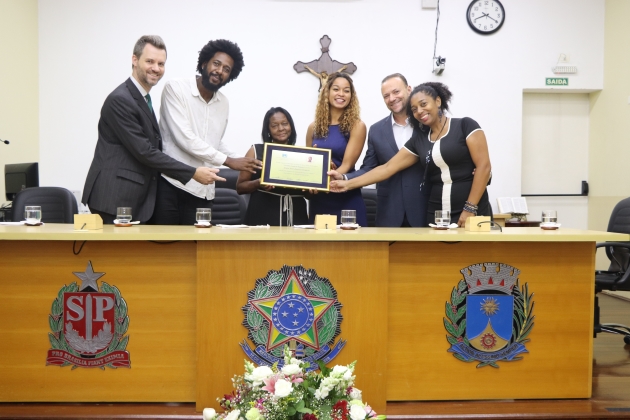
391 115 413 150
159 77 236 200
129 76 149 102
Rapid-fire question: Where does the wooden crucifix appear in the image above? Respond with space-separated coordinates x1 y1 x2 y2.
294 35 357 90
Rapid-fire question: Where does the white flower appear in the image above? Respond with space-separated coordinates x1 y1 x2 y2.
246 365 274 387
281 363 301 376
349 387 362 400
349 404 368 420
202 408 217 420
274 378 293 398
245 407 263 420
224 409 241 420
332 365 348 375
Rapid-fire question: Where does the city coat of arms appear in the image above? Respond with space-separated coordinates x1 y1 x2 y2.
444 262 535 368
241 265 344 369
46 261 130 369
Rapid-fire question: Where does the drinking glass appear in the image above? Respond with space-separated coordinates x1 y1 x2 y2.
116 207 132 223
341 210 356 226
435 210 451 227
542 210 558 224
196 208 212 225
24 206 42 224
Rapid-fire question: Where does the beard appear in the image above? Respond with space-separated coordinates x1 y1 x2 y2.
201 70 224 92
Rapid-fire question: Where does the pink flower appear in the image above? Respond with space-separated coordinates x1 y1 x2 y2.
261 375 279 394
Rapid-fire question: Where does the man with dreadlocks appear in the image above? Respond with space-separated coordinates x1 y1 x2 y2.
153 39 262 225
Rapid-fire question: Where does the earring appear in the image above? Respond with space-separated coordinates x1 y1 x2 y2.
438 109 443 119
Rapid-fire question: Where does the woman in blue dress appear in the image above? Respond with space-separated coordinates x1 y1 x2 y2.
329 82 492 228
305 72 368 226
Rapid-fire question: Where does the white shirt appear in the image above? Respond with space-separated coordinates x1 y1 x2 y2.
391 114 413 150
159 77 236 199
130 75 149 100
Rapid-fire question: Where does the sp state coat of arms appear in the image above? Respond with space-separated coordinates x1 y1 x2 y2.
241 265 344 370
444 263 535 368
46 261 130 369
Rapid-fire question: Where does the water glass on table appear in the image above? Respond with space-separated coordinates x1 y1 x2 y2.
341 209 356 229
24 206 42 225
435 210 451 228
116 207 132 224
541 210 558 224
196 208 212 226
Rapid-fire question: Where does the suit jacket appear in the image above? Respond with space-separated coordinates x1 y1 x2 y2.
82 78 196 222
347 115 429 227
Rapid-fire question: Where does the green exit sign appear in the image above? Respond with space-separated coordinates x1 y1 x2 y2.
546 78 569 86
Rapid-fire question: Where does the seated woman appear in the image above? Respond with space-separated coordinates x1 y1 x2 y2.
330 82 491 227
306 72 368 226
236 107 309 226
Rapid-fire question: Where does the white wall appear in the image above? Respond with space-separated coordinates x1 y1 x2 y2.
0 0 38 205
38 0 605 212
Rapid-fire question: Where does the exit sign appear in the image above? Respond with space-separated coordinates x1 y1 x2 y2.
546 78 569 86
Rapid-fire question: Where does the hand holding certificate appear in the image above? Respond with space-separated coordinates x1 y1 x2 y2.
260 143 331 191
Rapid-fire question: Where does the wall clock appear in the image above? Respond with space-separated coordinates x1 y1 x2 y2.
467 0 505 35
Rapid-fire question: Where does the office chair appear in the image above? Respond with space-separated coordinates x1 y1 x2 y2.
594 197 630 345
213 188 247 225
218 168 240 190
361 188 377 227
12 186 78 223
218 167 250 206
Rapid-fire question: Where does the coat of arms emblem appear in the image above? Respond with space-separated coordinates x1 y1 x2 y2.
46 261 130 369
241 265 344 369
444 263 535 368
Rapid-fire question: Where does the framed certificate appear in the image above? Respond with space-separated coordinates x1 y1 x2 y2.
260 143 331 191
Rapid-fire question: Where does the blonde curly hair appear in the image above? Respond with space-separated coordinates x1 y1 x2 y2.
312 72 361 139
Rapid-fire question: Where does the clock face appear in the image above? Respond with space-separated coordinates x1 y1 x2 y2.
467 0 505 35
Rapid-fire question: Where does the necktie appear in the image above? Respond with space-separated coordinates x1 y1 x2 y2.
145 94 153 113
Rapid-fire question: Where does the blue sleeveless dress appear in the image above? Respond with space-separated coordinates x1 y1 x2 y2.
309 125 368 226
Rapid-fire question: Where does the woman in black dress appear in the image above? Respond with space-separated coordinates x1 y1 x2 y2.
330 82 491 227
236 107 309 226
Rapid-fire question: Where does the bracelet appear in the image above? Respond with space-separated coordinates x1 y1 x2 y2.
463 201 478 215
342 174 348 181
464 200 478 210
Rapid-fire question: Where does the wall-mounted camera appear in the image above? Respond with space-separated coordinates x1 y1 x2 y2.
433 56 446 75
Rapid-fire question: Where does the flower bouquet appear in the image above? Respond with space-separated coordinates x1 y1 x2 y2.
203 346 385 420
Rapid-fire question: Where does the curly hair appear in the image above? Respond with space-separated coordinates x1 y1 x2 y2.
313 72 361 139
406 82 453 130
261 107 297 145
196 39 245 83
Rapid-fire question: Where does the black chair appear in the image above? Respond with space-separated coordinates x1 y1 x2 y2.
218 168 240 190
361 188 377 227
12 186 78 223
213 188 247 225
594 197 630 344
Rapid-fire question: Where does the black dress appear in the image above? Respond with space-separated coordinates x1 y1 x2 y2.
244 144 309 226
403 117 491 224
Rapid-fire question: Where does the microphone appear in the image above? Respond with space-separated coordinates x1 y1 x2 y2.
1 139 9 145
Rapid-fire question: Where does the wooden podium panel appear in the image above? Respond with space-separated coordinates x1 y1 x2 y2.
387 241 594 400
0 240 197 402
196 241 389 413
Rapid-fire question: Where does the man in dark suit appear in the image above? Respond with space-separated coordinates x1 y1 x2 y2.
331 74 428 227
82 35 222 223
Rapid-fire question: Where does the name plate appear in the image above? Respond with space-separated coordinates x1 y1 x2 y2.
260 143 331 191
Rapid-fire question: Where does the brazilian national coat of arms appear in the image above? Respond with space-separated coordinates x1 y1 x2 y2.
241 265 344 370
444 263 535 368
46 261 130 369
